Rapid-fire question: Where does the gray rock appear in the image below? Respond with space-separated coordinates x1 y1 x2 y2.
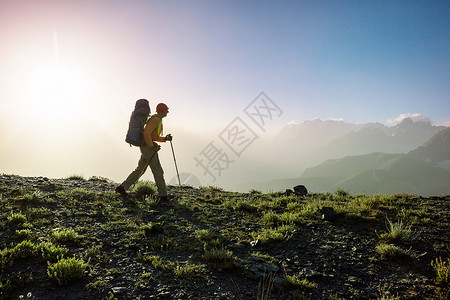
318 206 338 221
293 185 308 196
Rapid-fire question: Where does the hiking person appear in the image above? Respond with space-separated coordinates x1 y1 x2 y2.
116 103 173 200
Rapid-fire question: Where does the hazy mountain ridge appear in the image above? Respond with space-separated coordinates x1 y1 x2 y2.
408 127 450 170
238 125 450 195
274 118 446 167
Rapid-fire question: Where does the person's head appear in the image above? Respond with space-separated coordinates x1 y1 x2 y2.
156 103 169 117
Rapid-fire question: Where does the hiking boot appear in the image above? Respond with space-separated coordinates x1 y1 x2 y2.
115 185 128 198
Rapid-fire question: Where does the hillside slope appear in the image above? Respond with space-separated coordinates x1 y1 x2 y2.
0 175 449 299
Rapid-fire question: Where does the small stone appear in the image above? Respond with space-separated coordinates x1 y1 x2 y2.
318 206 337 221
111 286 127 294
302 268 323 278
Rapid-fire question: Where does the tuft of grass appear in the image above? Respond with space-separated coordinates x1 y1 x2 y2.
16 229 32 240
235 200 258 213
86 280 108 295
12 240 37 259
135 272 155 288
194 229 216 241
138 253 173 270
379 218 416 244
47 257 88 286
173 263 207 280
261 211 281 225
0 247 14 270
285 274 318 289
88 176 109 182
133 181 156 197
138 253 206 280
376 243 409 260
1 240 37 270
202 247 235 269
51 228 79 244
252 224 295 244
335 188 349 197
431 257 449 286
7 212 27 225
38 242 69 262
66 174 85 181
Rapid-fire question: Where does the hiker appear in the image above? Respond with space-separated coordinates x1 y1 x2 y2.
116 103 173 200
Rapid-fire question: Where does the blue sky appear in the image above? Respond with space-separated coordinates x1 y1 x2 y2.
0 0 449 180
1 0 449 128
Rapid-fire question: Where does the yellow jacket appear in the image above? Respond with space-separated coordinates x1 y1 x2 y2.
143 115 166 147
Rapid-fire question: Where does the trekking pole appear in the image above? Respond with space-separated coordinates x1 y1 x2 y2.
169 140 181 186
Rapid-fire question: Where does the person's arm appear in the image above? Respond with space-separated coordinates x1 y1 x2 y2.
155 136 166 142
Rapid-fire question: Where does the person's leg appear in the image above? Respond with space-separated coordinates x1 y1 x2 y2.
141 147 167 197
120 154 148 190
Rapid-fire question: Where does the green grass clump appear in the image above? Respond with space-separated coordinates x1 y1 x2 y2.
138 253 206 280
431 257 449 286
252 224 295 244
133 181 156 197
16 229 32 240
66 174 85 181
224 199 258 213
47 257 88 286
375 244 409 260
235 200 258 213
51 228 79 244
285 274 317 289
38 242 69 262
1 240 37 270
379 218 416 244
0 247 13 270
138 253 173 270
173 263 207 279
86 280 108 294
261 211 281 225
12 240 37 259
202 247 235 269
88 176 109 182
7 212 27 225
194 229 216 241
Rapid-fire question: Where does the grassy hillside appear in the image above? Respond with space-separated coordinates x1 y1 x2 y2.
331 156 450 195
301 153 404 179
408 127 450 163
0 174 449 299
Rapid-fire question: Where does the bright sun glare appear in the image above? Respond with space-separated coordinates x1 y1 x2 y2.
28 62 86 118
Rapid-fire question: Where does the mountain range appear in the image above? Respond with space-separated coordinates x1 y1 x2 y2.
272 118 446 167
237 123 450 196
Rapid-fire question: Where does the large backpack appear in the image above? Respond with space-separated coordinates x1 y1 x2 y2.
125 99 150 146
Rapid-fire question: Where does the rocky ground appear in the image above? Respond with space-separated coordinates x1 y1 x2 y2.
0 174 449 299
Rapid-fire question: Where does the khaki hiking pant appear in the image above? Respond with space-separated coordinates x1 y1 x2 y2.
121 146 167 196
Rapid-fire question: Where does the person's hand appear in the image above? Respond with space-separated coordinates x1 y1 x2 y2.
152 143 161 152
165 134 173 141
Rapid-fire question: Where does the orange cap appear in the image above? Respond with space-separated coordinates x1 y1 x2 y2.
156 103 169 112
